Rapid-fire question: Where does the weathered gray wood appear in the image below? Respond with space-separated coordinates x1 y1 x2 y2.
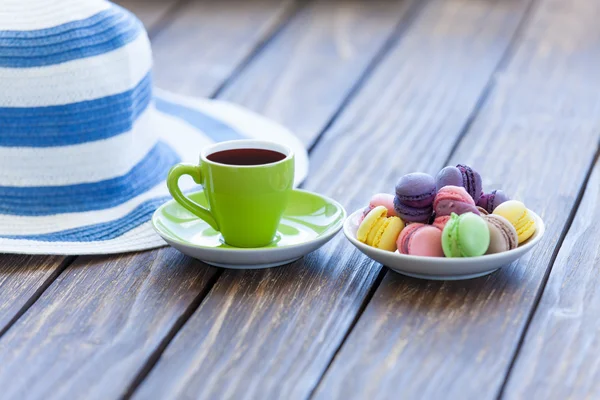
150 0 300 96
0 256 66 335
218 0 416 146
502 158 600 398
0 250 217 400
117 0 178 29
314 0 600 398
132 1 533 398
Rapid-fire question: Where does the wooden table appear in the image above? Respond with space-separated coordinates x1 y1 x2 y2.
1 0 599 398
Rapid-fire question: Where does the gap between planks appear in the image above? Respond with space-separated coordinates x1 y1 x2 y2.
145 0 195 41
308 0 541 395
123 269 224 398
210 0 307 98
496 142 600 400
304 0 428 155
306 266 388 399
0 256 76 339
296 0 433 396
441 0 541 168
125 0 433 395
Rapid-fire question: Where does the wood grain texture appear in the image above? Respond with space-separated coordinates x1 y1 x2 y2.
502 162 600 396
218 0 417 146
132 1 532 398
0 249 217 400
314 0 600 399
150 0 299 96
0 256 66 335
117 0 178 29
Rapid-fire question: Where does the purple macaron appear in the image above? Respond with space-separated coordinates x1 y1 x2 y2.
456 164 483 201
394 173 436 208
434 197 480 216
393 196 433 223
477 190 509 213
433 186 480 217
435 166 463 192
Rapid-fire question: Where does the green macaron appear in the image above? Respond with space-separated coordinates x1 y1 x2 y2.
442 212 490 257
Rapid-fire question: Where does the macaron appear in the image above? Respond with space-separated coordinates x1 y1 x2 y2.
477 190 509 214
397 223 444 257
393 196 433 223
442 212 490 257
358 193 397 223
456 164 483 201
493 200 536 244
435 166 463 192
395 173 436 208
432 215 450 230
483 214 518 254
357 206 386 241
357 206 405 251
368 193 397 217
433 186 480 217
359 206 372 224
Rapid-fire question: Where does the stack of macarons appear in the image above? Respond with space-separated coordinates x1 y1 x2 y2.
357 164 538 257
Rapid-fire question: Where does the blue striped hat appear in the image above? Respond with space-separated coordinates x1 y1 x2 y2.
0 0 308 255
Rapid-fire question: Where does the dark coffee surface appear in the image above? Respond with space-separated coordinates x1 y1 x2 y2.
207 148 286 166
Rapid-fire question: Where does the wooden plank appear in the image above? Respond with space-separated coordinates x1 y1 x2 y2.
0 250 217 399
502 159 600 398
0 256 67 335
116 0 178 30
150 0 300 96
314 0 600 398
218 0 417 146
132 1 533 398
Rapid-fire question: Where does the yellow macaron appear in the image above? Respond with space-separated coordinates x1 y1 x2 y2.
357 206 405 251
493 200 536 244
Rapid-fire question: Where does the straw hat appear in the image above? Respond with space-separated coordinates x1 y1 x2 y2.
0 0 308 255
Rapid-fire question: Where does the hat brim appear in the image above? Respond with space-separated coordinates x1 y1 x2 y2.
0 91 309 255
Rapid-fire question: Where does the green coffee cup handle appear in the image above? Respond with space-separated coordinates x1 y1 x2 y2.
167 163 219 231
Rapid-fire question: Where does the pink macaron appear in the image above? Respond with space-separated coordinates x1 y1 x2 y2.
359 193 397 223
397 223 444 257
369 193 397 216
433 185 480 217
432 215 450 231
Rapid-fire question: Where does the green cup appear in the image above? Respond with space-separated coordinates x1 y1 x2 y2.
167 140 295 248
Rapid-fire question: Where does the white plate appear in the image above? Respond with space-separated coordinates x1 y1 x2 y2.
344 209 545 280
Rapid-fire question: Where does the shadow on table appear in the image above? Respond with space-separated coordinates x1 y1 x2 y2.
380 259 528 313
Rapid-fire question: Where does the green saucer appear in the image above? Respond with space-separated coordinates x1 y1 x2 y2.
152 189 346 269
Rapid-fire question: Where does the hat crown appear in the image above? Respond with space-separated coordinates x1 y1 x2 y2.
1 0 116 31
0 1 158 196
0 1 310 254
0 0 153 107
